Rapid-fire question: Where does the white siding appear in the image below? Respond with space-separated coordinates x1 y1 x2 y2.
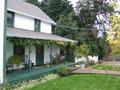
44 44 51 64
14 13 34 31
51 45 60 57
14 13 52 34
25 46 36 65
6 41 14 61
41 21 52 34
44 44 60 64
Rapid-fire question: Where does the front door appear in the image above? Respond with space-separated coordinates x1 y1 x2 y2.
36 46 44 65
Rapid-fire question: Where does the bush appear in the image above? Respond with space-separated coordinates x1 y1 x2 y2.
57 65 71 76
8 55 22 66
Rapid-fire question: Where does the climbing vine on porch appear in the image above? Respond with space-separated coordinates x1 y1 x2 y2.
8 37 76 48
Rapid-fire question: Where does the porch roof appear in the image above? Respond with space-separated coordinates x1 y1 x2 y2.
7 27 77 43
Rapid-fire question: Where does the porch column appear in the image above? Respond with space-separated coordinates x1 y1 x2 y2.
64 48 67 64
50 44 52 56
0 0 7 84
28 45 31 71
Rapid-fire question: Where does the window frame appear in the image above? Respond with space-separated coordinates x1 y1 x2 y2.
34 19 41 32
7 11 15 27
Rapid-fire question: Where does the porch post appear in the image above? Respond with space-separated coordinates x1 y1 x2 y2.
64 48 67 64
50 44 52 56
28 45 31 71
0 0 7 84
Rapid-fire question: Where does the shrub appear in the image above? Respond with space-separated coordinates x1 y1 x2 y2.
57 65 71 76
8 55 22 66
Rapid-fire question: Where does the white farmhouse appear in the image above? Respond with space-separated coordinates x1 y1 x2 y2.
0 0 76 83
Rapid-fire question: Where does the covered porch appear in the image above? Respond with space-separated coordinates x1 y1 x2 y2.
6 27 77 82
7 63 76 82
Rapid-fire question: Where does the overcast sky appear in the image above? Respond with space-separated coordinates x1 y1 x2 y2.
69 0 79 7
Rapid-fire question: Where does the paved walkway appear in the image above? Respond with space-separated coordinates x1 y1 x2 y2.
102 61 120 66
72 68 120 75
72 61 120 75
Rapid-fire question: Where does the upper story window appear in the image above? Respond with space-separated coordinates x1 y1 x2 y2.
34 19 41 32
7 11 15 27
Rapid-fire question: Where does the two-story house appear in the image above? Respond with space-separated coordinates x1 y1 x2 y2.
4 0 76 82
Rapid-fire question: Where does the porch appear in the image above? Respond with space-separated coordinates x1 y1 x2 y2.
7 63 75 82
6 27 77 82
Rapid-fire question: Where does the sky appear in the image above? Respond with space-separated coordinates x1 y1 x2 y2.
68 0 79 7
38 0 79 6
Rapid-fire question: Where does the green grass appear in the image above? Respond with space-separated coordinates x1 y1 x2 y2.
92 64 120 71
24 74 120 90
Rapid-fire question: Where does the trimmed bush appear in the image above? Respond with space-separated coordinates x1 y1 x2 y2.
57 65 71 76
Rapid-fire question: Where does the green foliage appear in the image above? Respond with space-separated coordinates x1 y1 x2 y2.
39 0 74 22
107 16 120 55
8 55 22 66
76 0 115 55
97 38 109 60
57 65 70 76
77 44 89 57
76 0 114 28
8 37 76 48
54 12 78 40
26 0 38 5
1 81 11 90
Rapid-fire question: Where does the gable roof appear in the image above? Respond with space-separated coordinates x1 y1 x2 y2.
7 0 56 24
7 27 77 43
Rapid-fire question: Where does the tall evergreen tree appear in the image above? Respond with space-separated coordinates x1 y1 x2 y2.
76 0 114 55
39 0 74 22
54 12 78 40
26 0 38 5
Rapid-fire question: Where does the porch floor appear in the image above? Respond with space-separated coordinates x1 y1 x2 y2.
7 63 75 82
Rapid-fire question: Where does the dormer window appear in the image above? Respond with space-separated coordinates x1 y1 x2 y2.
7 11 15 27
34 19 41 32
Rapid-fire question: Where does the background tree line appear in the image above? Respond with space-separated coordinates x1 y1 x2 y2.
26 0 115 60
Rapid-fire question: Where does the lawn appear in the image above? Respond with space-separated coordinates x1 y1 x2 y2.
92 64 120 71
24 74 120 90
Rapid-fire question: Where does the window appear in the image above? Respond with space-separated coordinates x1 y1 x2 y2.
34 19 40 32
7 11 15 27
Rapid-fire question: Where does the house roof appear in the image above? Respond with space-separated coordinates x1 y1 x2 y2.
7 27 77 43
7 0 56 24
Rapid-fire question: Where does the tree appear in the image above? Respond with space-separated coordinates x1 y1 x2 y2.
76 0 114 56
107 15 120 55
76 0 114 29
54 12 78 40
39 0 74 22
26 0 38 5
77 44 90 64
97 38 109 60
39 0 79 40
